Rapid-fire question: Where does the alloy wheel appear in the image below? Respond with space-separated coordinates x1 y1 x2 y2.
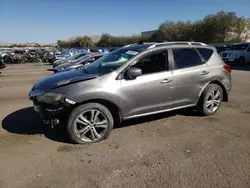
206 89 221 113
73 109 108 142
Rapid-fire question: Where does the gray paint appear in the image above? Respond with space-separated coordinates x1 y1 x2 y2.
31 44 232 120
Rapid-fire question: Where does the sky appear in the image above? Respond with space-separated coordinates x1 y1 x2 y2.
0 0 249 43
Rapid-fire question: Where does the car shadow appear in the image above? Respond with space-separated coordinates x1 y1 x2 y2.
2 107 72 144
231 65 250 71
2 107 201 143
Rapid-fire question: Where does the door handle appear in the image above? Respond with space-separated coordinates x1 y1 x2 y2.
201 71 209 75
161 79 172 84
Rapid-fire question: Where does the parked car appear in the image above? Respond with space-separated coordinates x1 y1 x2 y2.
29 42 232 144
55 52 75 60
54 51 101 68
53 52 89 67
219 42 250 65
0 55 6 69
51 53 104 73
210 43 233 54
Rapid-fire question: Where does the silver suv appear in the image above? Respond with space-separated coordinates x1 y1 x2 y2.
29 42 232 144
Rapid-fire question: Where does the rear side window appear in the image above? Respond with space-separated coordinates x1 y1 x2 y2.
197 48 213 61
172 48 203 69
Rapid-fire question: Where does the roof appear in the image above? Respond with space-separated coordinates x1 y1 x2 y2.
233 42 250 45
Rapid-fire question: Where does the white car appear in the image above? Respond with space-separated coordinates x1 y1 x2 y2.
219 42 250 64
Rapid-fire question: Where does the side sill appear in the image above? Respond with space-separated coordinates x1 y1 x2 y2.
123 104 196 120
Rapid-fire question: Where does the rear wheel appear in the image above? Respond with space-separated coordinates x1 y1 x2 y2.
197 84 223 116
67 103 114 144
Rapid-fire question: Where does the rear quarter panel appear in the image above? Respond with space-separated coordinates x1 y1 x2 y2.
206 52 232 94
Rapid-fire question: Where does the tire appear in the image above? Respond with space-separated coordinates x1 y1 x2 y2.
67 103 114 144
238 57 246 65
197 84 223 116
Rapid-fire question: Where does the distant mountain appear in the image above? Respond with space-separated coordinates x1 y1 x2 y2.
0 41 11 46
0 35 101 47
67 35 101 43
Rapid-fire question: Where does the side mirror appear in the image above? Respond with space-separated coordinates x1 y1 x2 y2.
126 67 142 79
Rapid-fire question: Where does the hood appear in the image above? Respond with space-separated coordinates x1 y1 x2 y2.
220 50 242 54
53 59 69 67
54 62 71 70
34 69 98 92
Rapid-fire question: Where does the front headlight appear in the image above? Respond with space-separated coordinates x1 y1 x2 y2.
36 92 65 104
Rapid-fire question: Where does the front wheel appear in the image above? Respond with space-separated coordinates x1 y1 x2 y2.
67 103 114 144
197 84 223 116
238 57 246 65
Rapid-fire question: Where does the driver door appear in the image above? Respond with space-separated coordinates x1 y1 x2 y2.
120 50 173 118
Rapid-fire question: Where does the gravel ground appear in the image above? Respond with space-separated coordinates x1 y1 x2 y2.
0 63 250 188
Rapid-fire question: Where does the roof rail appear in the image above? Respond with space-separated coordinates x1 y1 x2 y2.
123 43 137 48
123 42 157 48
148 41 207 49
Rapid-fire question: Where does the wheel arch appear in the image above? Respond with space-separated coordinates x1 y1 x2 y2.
199 80 228 103
75 99 122 126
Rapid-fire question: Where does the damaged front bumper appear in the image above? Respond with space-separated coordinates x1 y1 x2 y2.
32 99 74 127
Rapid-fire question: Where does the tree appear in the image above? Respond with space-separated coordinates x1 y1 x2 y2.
56 11 250 47
97 33 113 47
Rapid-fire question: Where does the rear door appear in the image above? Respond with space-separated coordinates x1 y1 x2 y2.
171 47 211 108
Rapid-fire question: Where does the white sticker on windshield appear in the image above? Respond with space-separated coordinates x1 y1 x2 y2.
126 50 138 55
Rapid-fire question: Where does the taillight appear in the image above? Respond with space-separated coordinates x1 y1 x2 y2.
224 64 231 73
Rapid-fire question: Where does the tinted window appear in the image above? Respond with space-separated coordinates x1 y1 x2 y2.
75 53 86 59
133 51 168 74
197 48 213 61
173 48 203 69
231 44 249 50
94 55 102 60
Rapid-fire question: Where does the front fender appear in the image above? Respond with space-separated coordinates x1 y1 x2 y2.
50 75 124 113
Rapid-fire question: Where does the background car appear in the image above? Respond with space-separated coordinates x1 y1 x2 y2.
55 52 74 60
219 42 250 65
0 54 6 69
52 53 104 73
53 52 89 67
210 43 233 53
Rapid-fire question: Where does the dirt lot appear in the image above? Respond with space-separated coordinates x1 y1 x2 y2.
0 63 250 188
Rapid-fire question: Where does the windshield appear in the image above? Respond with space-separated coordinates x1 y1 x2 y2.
84 46 147 74
74 53 86 59
216 46 231 53
72 54 90 63
231 44 249 50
